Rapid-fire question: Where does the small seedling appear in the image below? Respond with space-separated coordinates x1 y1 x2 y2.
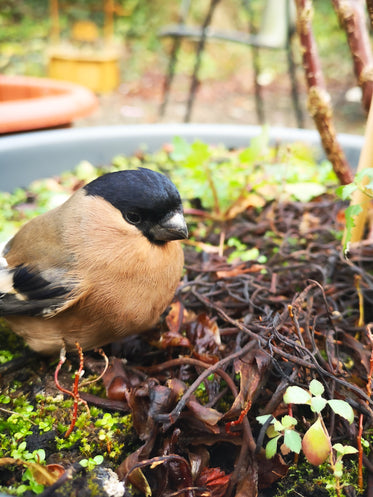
79 455 104 471
256 413 302 459
257 379 356 496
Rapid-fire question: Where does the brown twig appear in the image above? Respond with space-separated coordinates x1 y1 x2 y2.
294 0 353 184
332 0 373 112
189 286 373 407
140 356 237 396
154 340 257 428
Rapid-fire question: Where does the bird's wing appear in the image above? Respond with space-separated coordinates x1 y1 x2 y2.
0 264 76 317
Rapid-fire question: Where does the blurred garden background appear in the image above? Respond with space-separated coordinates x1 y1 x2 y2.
0 0 369 134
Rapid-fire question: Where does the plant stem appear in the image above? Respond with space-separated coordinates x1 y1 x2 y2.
332 0 373 112
344 97 373 244
294 0 353 184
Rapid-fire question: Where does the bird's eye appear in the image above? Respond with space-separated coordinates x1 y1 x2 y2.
125 211 142 225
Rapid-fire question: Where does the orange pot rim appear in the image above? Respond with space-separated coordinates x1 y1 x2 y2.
0 75 98 133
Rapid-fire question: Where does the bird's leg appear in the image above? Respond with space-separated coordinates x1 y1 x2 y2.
54 344 71 396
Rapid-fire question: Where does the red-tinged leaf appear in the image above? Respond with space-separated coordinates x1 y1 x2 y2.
166 456 193 495
117 449 152 496
188 447 210 479
0 458 63 486
24 462 61 486
196 467 230 497
128 380 174 440
103 357 138 400
187 399 223 426
45 464 65 480
166 378 223 427
117 439 155 482
216 264 265 279
106 376 127 401
148 385 175 419
165 301 187 333
166 377 187 397
186 313 222 356
224 349 271 419
302 418 332 466
192 350 220 365
257 452 289 489
155 330 191 349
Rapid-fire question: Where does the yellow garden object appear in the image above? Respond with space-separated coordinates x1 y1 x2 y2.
48 0 122 93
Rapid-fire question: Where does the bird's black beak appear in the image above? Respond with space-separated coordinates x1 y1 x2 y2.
149 211 188 242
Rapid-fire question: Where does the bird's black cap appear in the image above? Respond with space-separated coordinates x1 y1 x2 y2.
83 168 187 243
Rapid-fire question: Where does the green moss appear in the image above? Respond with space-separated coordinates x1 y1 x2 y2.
0 321 24 357
0 378 139 494
276 460 362 497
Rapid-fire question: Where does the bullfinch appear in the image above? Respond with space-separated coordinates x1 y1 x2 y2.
0 168 188 355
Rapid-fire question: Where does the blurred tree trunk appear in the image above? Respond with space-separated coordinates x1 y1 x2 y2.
294 0 353 184
332 0 373 112
344 0 373 244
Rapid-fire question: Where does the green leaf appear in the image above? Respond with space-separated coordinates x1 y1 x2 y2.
239 128 269 164
302 418 331 466
333 443 358 456
284 182 326 202
327 399 354 424
228 246 266 263
265 435 280 459
281 415 297 428
33 449 46 463
343 204 363 251
272 418 284 433
309 379 324 396
186 140 211 167
335 183 357 200
256 414 272 425
280 415 297 429
170 136 191 161
284 429 302 454
361 437 369 448
310 396 327 414
93 455 104 465
354 168 373 184
267 423 281 438
283 386 312 405
19 441 27 451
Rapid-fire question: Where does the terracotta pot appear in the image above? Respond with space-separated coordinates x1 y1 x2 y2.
0 75 98 134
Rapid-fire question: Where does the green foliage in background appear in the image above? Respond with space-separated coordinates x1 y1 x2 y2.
0 0 356 83
0 134 339 243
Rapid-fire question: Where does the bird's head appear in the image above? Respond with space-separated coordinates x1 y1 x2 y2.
83 168 188 244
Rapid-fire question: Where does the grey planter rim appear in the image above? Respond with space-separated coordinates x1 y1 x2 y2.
0 123 363 192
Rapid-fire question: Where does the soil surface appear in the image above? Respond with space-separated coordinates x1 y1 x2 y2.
0 174 371 496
